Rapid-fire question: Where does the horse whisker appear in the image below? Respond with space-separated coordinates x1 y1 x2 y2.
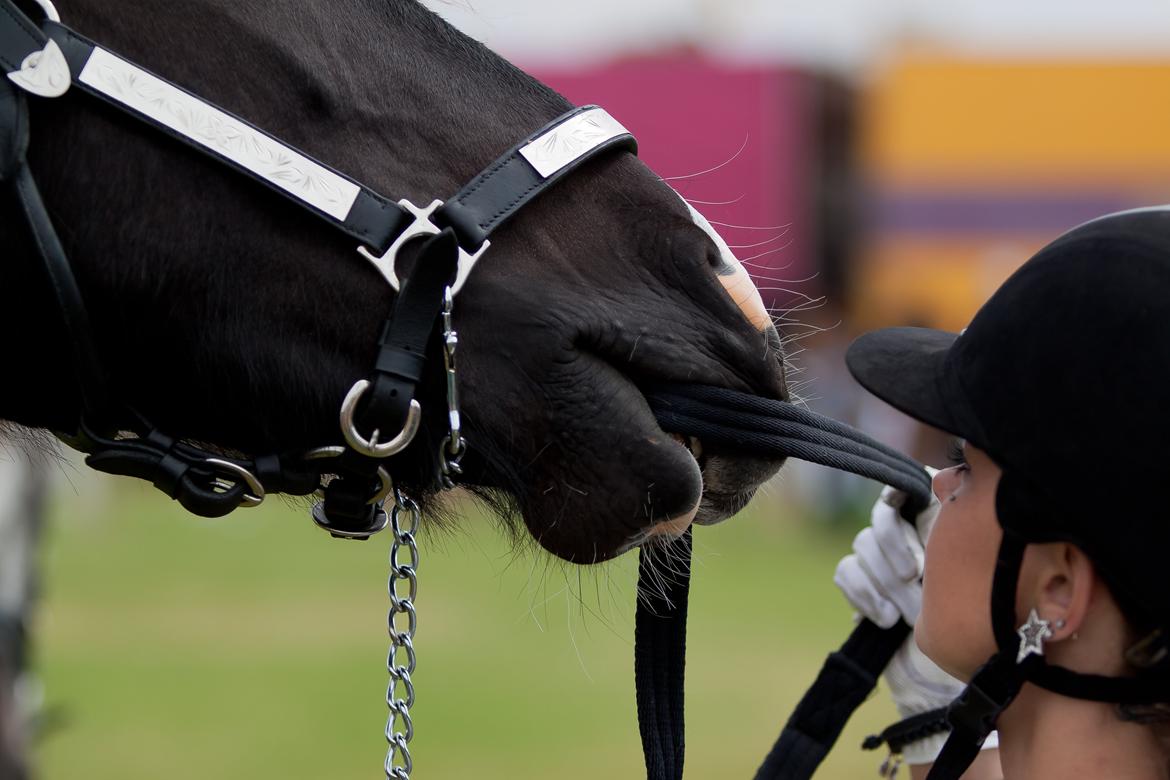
706 219 793 231
726 232 790 250
682 194 746 207
750 271 821 286
738 243 794 264
660 133 750 183
740 258 799 272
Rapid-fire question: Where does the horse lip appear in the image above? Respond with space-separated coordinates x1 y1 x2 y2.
612 388 781 552
667 432 705 465
615 491 701 554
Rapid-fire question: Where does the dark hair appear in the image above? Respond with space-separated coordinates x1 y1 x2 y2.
1116 606 1170 723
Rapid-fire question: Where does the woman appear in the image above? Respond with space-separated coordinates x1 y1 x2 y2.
834 206 1170 779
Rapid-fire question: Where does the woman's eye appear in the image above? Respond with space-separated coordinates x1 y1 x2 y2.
947 438 970 472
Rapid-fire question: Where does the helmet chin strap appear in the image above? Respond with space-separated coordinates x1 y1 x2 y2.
928 529 1170 779
926 532 1028 780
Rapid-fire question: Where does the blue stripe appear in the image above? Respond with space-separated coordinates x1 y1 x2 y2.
871 188 1149 234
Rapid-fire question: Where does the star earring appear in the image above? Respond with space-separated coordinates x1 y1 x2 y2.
1016 609 1054 663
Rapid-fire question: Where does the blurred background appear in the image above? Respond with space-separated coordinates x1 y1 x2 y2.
8 1 1170 778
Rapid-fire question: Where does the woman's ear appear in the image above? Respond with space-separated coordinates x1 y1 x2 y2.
1021 542 1095 641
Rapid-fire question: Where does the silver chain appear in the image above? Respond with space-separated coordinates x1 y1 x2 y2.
384 490 420 780
383 287 463 777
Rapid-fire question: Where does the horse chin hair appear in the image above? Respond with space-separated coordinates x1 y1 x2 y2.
461 485 527 545
459 452 534 553
634 533 693 613
458 426 695 601
0 424 65 469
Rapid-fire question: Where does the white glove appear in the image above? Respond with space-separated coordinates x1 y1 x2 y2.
834 478 999 764
833 481 936 629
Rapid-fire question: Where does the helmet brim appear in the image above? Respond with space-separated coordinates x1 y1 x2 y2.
845 327 965 439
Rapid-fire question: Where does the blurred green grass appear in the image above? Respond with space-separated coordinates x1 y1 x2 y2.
31 474 899 779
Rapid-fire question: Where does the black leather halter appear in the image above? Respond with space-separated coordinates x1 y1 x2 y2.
0 0 636 536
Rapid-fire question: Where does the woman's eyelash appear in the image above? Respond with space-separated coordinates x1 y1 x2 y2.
947 438 968 468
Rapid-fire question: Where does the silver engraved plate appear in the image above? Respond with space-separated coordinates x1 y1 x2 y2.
77 48 361 222
519 107 629 179
7 40 70 98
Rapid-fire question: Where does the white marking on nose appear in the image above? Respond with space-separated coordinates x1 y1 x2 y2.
681 199 772 333
619 498 700 554
645 507 699 540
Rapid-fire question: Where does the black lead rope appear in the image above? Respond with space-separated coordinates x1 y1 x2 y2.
635 528 691 780
635 384 933 780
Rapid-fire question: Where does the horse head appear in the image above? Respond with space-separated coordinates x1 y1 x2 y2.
0 0 788 563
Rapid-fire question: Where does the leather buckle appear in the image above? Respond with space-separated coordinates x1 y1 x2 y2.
357 199 489 296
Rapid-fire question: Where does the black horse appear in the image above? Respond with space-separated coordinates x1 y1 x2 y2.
1 0 786 559
1 0 792 564
0 3 807 777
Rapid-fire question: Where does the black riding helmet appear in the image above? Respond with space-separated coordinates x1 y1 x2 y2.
845 206 1170 779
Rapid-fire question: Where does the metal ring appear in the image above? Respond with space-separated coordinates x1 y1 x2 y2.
32 0 61 22
383 733 413 777
339 380 422 458
303 445 346 460
310 502 389 539
388 638 417 676
385 704 415 744
368 468 395 506
204 458 265 508
387 607 417 641
390 541 420 574
302 445 393 505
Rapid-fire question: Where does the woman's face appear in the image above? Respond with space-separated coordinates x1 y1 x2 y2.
916 442 1003 680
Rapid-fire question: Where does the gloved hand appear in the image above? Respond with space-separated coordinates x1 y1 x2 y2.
833 480 936 629
834 477 998 764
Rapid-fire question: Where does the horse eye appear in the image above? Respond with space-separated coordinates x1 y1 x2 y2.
706 247 733 275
